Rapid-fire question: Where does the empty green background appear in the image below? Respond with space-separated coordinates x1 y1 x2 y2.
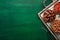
0 0 55 40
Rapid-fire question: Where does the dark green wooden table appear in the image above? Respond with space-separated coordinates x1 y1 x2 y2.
0 0 55 40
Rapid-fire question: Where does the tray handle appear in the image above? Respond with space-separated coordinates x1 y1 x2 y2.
43 0 55 7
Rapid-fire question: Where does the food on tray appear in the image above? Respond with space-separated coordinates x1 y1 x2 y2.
42 10 56 23
42 2 60 33
51 20 60 32
43 2 60 23
54 2 60 14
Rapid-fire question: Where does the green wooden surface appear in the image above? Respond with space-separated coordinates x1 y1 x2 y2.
0 0 55 40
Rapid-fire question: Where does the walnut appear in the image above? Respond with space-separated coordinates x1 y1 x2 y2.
51 20 60 32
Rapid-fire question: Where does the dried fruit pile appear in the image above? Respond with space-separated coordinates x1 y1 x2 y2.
54 2 60 14
43 10 56 23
